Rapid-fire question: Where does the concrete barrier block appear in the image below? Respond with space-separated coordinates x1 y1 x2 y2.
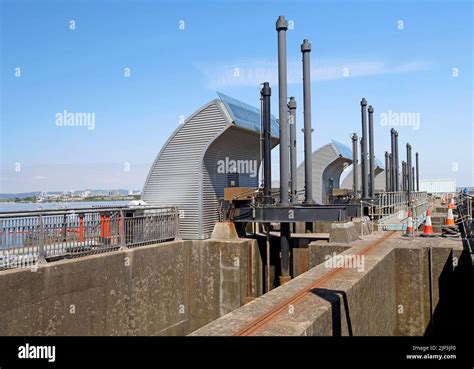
329 222 359 244
352 218 372 236
211 222 239 240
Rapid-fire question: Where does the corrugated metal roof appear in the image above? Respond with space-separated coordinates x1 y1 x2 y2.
217 92 279 139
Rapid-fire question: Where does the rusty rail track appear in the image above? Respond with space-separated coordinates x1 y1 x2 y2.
234 231 396 336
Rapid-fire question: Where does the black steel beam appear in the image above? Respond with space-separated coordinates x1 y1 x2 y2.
231 205 362 223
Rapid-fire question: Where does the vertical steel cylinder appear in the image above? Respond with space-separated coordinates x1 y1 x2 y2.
351 133 359 197
415 152 420 191
406 143 412 198
360 98 369 199
368 105 375 198
394 130 400 191
384 151 390 192
276 16 289 205
388 153 393 192
261 82 272 205
288 97 297 203
390 129 396 192
301 39 313 203
402 161 406 191
277 16 291 283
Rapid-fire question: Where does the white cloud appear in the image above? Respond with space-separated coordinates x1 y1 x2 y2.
195 58 430 89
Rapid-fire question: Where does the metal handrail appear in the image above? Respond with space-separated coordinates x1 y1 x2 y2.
0 206 179 270
0 205 142 218
357 191 429 232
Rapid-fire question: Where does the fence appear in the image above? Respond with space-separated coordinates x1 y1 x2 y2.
369 192 407 218
360 191 428 231
0 206 179 270
456 193 473 238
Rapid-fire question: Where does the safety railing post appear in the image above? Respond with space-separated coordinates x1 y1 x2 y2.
62 214 67 242
38 214 46 264
0 205 180 270
119 209 127 250
371 199 374 234
174 207 181 240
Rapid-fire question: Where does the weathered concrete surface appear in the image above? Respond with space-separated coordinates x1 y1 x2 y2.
191 232 468 336
211 222 239 240
292 247 309 277
308 235 383 269
308 241 350 269
352 218 373 236
0 238 262 336
393 242 424 335
392 236 465 335
191 234 397 336
329 222 359 243
313 221 333 233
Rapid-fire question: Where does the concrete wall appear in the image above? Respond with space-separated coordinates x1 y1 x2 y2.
2 229 467 337
0 238 262 336
192 233 468 336
192 240 397 336
392 237 465 336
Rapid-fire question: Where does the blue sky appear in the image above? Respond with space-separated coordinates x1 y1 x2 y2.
1 0 472 193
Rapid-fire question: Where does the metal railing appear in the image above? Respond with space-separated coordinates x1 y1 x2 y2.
372 191 407 218
0 206 179 270
411 191 428 205
360 191 428 231
456 193 473 238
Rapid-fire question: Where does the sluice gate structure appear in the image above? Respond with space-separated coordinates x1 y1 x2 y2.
0 15 472 338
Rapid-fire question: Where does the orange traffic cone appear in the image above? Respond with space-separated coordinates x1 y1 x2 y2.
446 208 455 226
448 198 456 209
421 210 435 237
404 211 413 236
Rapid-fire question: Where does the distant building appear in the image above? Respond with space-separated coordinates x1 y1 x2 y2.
420 179 456 194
